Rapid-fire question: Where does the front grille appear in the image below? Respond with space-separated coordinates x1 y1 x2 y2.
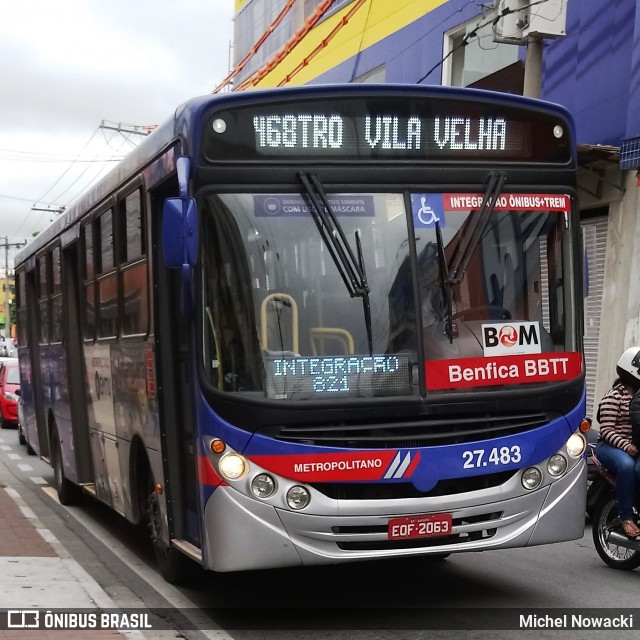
268 410 549 448
311 470 515 500
334 512 502 551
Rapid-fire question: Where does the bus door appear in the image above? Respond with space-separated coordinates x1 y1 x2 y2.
61 241 94 484
151 184 201 548
24 267 49 457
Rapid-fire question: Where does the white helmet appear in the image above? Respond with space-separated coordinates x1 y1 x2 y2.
616 347 640 383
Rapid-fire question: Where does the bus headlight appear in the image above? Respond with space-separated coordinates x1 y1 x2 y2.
251 474 276 498
547 454 568 477
522 467 542 490
286 485 310 510
566 433 586 459
219 453 247 480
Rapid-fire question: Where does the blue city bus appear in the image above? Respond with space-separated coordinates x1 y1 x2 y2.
14 84 588 582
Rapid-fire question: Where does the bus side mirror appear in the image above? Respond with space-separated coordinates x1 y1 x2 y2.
162 197 198 268
163 156 198 269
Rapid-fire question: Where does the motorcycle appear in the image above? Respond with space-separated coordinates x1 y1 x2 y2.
588 443 640 570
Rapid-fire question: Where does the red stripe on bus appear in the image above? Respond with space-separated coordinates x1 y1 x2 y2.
197 455 227 487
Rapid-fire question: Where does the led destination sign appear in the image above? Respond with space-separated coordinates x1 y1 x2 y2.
202 95 572 163
265 354 411 400
252 114 508 153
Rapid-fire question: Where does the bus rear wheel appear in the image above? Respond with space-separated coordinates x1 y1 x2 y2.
146 483 195 584
51 427 82 506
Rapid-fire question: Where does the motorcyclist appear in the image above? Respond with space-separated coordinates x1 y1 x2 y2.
631 378 640 451
595 347 640 538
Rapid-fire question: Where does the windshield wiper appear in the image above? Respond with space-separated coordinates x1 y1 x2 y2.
447 170 506 285
435 220 454 343
298 172 373 355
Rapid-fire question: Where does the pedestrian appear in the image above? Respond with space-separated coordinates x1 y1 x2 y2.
596 347 640 538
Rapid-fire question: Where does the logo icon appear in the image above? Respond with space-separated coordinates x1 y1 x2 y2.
482 322 542 356
498 325 518 347
8 610 39 629
263 197 281 215
411 193 445 228
383 451 420 479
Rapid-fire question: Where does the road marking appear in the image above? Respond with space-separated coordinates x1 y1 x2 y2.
40 486 233 639
7 453 20 460
6 485 148 639
18 464 33 472
19 505 37 519
1 445 11 451
37 528 59 544
30 476 48 485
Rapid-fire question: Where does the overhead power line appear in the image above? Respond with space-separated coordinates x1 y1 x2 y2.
417 0 550 84
8 121 151 243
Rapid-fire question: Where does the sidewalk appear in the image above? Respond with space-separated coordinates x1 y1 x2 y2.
0 484 130 639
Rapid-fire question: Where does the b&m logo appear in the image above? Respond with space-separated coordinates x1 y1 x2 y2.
482 321 541 356
496 325 518 347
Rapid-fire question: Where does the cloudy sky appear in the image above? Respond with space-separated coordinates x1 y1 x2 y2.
0 0 234 266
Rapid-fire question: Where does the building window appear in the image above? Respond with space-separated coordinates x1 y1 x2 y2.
353 65 385 83
442 13 521 92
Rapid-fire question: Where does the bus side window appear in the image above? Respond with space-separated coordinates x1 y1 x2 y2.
36 254 50 345
96 209 118 340
120 189 148 337
81 222 96 341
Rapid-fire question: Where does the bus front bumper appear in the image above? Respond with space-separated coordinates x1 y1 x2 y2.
201 459 586 572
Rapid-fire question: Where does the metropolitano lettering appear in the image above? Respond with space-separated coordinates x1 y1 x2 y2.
253 115 508 151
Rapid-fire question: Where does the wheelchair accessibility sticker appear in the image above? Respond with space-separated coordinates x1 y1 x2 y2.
412 193 444 228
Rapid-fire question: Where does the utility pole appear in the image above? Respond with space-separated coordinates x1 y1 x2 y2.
0 236 27 338
523 36 544 98
493 0 567 99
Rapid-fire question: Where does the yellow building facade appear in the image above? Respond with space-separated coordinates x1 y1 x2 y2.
230 0 450 91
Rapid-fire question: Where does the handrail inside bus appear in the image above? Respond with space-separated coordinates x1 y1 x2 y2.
205 306 223 388
260 293 299 353
309 327 355 355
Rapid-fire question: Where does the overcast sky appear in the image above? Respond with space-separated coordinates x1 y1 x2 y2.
0 0 234 267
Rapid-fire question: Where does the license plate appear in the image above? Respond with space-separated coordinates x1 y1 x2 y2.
388 513 453 540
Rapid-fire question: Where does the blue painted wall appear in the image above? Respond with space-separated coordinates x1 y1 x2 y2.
625 1 640 141
313 0 639 147
543 0 635 146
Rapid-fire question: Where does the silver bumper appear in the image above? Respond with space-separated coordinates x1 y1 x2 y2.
202 459 586 572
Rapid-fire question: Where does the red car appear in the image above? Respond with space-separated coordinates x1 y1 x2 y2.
0 360 20 429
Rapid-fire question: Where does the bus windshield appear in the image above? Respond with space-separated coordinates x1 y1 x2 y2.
200 189 576 400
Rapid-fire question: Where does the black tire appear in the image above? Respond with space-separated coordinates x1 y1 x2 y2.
51 428 82 506
18 425 26 445
147 481 195 584
592 494 640 570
